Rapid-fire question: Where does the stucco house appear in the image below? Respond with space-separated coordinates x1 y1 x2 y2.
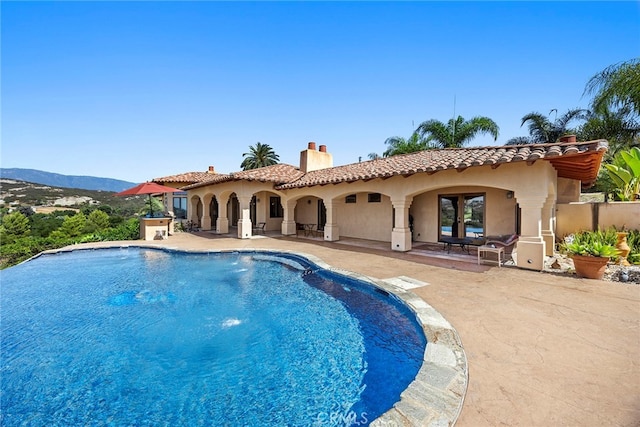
152 167 219 221
157 138 608 271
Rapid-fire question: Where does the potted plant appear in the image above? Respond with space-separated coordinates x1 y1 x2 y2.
562 240 620 280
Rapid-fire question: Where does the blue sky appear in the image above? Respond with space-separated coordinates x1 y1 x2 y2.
2 1 638 183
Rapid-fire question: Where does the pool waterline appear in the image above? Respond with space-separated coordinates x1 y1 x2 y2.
14 244 469 426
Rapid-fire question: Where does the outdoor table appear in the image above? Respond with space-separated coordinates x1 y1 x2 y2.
302 223 317 237
439 236 473 254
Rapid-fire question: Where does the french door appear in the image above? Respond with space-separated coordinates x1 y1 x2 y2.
439 194 485 239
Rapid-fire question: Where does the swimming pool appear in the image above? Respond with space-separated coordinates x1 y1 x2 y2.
1 248 427 426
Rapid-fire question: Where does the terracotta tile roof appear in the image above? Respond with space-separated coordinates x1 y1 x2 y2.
183 164 304 190
277 140 608 189
153 171 221 184
177 140 607 192
231 164 304 183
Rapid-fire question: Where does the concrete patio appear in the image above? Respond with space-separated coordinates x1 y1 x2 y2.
78 232 639 426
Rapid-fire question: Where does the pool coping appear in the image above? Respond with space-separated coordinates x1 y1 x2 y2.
34 244 468 427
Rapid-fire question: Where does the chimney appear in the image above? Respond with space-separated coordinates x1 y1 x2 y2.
300 142 333 173
559 135 577 143
208 166 215 173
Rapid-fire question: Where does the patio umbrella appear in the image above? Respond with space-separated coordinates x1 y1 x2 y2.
115 182 181 217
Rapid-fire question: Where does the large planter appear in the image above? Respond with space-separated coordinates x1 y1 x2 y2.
571 254 610 280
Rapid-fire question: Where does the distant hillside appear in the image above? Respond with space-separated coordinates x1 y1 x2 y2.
0 168 138 192
0 178 146 212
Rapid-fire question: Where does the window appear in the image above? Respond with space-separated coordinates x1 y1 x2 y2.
345 194 357 203
270 196 283 218
173 196 187 219
367 193 381 203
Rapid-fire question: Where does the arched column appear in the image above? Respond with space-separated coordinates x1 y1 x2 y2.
281 198 297 236
201 194 212 231
189 196 201 224
323 199 340 242
237 195 253 239
515 195 547 271
391 197 413 252
541 194 555 256
216 194 229 234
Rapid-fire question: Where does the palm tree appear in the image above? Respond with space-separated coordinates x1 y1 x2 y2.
578 106 639 158
506 109 588 145
584 58 640 117
415 116 499 148
240 142 280 170
382 132 434 157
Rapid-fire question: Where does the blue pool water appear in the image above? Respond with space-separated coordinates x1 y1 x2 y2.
1 248 426 426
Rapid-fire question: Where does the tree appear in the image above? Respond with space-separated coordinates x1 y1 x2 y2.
87 210 110 232
415 116 499 148
382 132 434 157
506 109 588 145
578 105 639 159
0 212 30 243
240 142 280 170
58 212 87 238
584 58 640 117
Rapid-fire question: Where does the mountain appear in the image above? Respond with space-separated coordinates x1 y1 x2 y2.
0 168 138 192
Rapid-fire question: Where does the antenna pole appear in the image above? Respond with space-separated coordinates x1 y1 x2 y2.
452 95 456 147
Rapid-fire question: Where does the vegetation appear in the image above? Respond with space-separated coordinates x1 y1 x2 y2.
560 227 640 264
240 142 280 170
371 132 435 158
580 60 640 195
0 207 141 269
0 207 139 268
415 115 499 149
603 147 640 201
0 181 152 269
584 58 640 118
506 108 588 145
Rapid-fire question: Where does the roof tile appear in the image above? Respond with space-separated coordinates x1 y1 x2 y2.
276 140 608 189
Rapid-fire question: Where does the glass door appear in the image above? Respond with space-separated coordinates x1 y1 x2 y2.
439 196 459 237
439 194 485 239
463 195 485 238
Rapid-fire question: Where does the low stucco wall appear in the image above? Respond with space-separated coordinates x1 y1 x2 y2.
556 201 640 237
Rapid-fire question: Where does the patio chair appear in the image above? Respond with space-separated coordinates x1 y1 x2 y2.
253 222 266 234
482 234 519 261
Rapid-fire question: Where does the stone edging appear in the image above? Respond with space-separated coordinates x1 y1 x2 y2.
34 244 469 426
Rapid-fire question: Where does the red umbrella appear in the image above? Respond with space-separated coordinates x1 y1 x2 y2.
116 182 182 217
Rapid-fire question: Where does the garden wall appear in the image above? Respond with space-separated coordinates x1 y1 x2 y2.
556 201 640 237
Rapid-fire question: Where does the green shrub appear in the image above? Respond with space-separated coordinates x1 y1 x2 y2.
562 227 640 264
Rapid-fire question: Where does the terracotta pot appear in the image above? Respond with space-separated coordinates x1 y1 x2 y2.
571 254 610 280
616 232 631 266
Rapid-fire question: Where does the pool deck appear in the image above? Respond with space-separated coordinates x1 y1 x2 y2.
70 232 640 426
